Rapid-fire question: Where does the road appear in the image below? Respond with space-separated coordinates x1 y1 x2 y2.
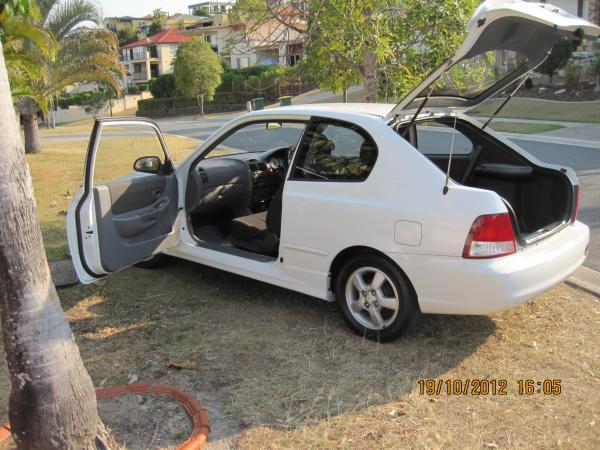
156 115 600 270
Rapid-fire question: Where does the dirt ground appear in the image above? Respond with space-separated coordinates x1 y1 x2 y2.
1 259 599 449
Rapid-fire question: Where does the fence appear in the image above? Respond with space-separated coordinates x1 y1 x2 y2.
53 92 152 124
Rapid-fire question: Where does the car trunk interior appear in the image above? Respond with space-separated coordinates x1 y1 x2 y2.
396 117 575 243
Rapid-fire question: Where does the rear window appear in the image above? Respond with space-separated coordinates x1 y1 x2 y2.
416 122 474 155
432 50 528 99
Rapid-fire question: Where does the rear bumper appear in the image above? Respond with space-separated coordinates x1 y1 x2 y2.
387 221 589 315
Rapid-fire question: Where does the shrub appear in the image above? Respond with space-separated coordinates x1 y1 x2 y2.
149 74 177 99
127 85 140 95
565 63 583 87
537 38 577 84
136 83 148 92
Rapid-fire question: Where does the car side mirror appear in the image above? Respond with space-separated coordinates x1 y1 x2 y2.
134 156 162 174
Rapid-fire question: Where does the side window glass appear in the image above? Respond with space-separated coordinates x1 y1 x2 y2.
416 122 473 155
291 121 378 181
93 123 167 186
205 122 307 158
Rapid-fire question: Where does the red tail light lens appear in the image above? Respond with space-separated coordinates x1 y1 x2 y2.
463 213 516 259
572 186 580 223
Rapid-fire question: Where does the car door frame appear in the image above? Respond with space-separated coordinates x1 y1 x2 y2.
69 117 179 283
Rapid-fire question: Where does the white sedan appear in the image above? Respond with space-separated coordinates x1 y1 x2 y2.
68 0 598 341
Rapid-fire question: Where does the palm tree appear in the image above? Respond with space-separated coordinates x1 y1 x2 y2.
0 2 106 447
15 0 124 153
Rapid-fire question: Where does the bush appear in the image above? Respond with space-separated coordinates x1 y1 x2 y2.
149 74 177 99
127 85 140 95
137 92 252 117
136 83 148 92
565 63 583 87
537 38 577 84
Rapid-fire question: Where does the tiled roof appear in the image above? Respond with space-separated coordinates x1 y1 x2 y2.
122 29 192 49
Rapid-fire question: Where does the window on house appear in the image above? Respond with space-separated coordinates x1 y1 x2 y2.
289 54 301 66
291 120 378 182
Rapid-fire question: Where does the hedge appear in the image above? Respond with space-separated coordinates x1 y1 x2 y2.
137 92 257 117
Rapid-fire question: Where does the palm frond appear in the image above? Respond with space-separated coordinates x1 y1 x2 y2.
9 68 49 113
44 0 102 41
49 27 124 94
2 15 56 58
37 0 60 22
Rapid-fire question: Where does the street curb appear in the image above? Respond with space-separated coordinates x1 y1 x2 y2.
566 266 600 298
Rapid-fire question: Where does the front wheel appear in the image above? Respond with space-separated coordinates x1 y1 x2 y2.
334 254 417 342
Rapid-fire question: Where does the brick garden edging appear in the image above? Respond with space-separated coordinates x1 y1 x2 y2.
0 383 211 449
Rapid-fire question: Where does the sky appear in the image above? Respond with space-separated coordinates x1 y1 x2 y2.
97 0 196 17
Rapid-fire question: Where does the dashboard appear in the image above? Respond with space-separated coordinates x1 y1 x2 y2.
186 147 291 216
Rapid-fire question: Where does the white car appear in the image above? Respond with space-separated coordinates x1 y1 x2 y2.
68 0 599 341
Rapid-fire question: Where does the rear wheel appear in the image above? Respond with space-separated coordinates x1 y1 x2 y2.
334 254 417 341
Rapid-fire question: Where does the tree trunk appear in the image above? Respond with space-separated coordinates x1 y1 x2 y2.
0 41 104 450
198 93 205 117
361 47 379 103
19 97 42 154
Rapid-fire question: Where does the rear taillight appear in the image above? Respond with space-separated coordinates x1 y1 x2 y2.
572 186 580 223
463 213 516 259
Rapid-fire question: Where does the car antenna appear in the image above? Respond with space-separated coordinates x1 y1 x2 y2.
481 74 530 130
402 89 432 138
443 114 458 196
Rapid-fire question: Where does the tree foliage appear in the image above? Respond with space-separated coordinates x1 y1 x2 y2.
229 0 478 102
537 37 577 84
148 7 166 36
149 73 177 99
116 27 139 46
173 37 223 115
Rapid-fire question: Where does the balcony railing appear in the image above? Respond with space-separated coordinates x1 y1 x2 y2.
132 73 149 81
122 53 150 62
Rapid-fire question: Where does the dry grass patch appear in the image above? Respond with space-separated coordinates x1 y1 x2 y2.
27 135 199 261
2 260 598 449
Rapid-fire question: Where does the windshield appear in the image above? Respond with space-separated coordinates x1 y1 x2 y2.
206 122 307 158
430 50 528 99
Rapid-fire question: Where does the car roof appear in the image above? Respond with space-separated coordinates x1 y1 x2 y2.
249 103 395 120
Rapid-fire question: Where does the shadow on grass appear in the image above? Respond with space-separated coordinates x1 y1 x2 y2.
58 258 495 438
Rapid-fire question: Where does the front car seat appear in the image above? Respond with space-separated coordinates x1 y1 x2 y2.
229 184 283 256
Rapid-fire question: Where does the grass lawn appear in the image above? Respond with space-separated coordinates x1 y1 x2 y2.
470 98 600 123
28 135 199 261
487 122 565 134
1 267 598 449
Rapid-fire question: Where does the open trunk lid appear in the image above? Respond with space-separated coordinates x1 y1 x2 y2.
386 0 600 118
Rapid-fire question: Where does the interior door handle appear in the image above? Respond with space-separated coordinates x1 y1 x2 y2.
152 189 163 199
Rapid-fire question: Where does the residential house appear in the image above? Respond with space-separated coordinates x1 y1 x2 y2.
187 1 235 16
121 29 191 85
182 5 305 69
163 13 206 30
104 16 153 36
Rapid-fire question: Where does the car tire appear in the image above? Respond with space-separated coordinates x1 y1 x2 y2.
334 253 418 342
134 254 168 269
